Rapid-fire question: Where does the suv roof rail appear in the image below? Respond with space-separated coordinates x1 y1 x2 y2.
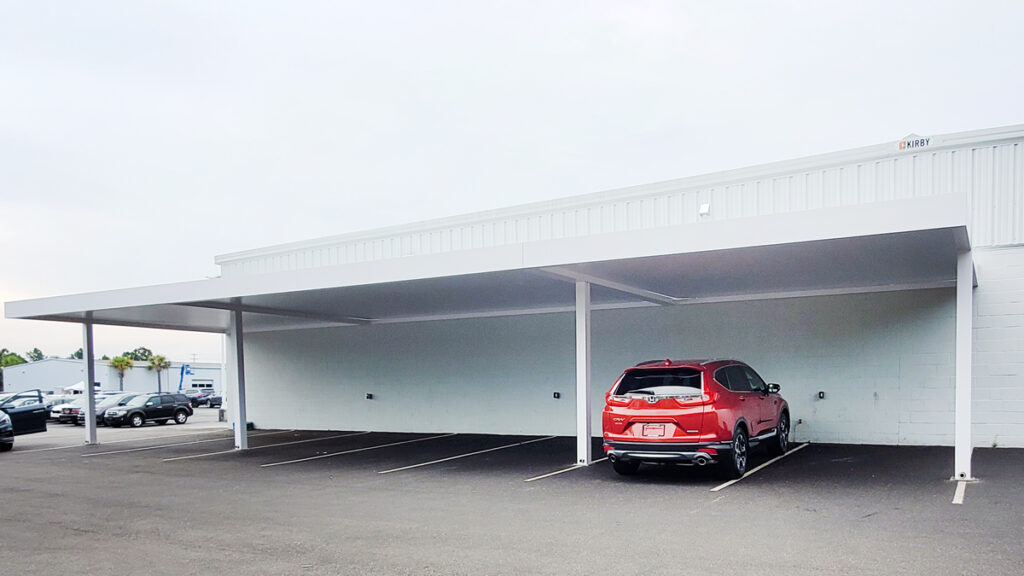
634 359 672 367
700 358 742 365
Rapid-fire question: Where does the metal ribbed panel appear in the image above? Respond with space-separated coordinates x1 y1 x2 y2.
218 132 1024 277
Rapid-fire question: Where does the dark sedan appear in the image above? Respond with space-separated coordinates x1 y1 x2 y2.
76 393 139 426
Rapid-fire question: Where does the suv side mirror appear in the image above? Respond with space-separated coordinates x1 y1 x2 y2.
145 402 154 407
767 383 781 394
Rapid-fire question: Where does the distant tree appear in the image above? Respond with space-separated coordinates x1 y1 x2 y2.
147 355 171 393
0 350 27 392
26 348 44 362
110 356 134 392
2 352 27 367
69 348 83 360
0 348 8 391
101 355 110 361
124 347 153 362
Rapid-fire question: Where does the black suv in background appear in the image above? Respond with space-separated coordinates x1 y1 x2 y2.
104 393 193 428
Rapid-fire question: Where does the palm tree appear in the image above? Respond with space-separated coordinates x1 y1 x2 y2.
110 356 134 391
147 355 171 393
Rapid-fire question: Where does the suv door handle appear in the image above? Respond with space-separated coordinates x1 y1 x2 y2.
739 395 746 401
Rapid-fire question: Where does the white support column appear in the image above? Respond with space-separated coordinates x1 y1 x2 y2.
954 250 974 480
227 309 248 450
575 281 592 465
82 320 97 445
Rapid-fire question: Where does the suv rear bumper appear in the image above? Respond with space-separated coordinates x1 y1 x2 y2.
604 440 732 466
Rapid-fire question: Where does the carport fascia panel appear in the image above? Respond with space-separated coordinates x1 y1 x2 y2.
6 194 967 328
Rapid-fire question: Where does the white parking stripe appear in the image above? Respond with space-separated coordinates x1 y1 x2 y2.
162 431 371 461
378 436 556 475
81 430 291 457
710 442 809 492
261 433 457 468
13 429 233 453
952 480 967 505
524 457 609 482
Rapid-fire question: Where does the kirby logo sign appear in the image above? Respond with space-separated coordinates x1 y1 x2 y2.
898 135 930 150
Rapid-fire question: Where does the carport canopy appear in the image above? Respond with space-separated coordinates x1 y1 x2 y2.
5 195 977 478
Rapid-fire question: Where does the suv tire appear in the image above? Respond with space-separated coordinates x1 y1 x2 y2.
173 410 189 425
767 412 789 457
719 427 748 479
612 459 640 475
129 413 145 428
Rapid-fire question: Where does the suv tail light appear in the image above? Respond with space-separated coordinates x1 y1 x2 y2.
606 395 631 406
673 394 711 407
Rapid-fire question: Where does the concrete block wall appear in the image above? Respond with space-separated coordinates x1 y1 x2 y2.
972 246 1024 448
244 288 981 446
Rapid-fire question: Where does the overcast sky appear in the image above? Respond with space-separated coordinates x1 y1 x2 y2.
1 1 1022 363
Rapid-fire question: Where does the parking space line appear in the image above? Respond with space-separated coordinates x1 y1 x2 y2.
81 430 292 457
162 431 371 461
378 436 557 475
524 457 609 482
13 428 234 453
261 433 458 468
952 480 967 505
710 442 809 492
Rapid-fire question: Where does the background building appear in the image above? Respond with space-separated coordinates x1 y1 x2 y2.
2 357 222 395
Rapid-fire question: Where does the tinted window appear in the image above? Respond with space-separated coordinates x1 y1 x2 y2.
724 366 752 392
146 396 162 407
714 367 733 390
614 368 702 395
744 367 766 392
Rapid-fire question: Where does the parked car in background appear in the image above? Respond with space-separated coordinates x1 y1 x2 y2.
205 393 222 408
77 393 139 426
183 389 205 407
0 389 49 451
44 395 75 414
105 393 194 427
602 359 790 479
57 398 88 424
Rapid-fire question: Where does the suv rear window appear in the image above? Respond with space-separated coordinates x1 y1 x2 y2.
614 368 702 396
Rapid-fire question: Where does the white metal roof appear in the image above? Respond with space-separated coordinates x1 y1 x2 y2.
215 123 1023 278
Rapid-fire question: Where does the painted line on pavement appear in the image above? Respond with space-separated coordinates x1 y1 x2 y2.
262 433 458 468
710 442 809 492
524 457 609 482
14 428 235 453
952 480 967 505
163 431 371 461
378 436 557 475
82 430 291 457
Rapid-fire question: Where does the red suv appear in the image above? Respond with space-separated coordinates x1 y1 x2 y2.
602 359 790 478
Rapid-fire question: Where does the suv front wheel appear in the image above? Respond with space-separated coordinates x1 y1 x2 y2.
767 412 789 456
129 413 145 428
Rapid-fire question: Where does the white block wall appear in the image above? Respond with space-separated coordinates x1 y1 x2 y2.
242 288 994 446
972 247 1024 447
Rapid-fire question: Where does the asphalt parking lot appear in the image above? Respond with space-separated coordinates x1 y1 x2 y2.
1 424 1021 576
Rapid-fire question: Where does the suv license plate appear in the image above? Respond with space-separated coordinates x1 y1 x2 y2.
642 424 666 437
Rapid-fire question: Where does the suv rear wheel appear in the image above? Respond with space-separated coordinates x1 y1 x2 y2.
612 459 640 475
173 410 189 425
719 427 748 479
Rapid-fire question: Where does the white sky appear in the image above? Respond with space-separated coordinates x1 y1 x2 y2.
1 1 1022 363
